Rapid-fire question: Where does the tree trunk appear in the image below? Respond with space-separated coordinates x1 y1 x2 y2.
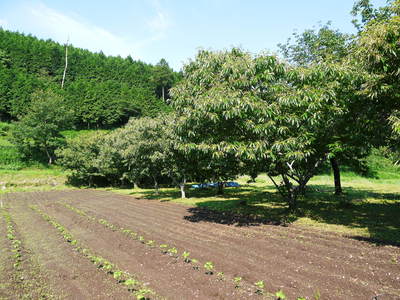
282 175 297 210
179 177 186 199
217 182 224 195
153 177 159 195
162 86 165 101
44 147 53 165
297 178 310 196
330 157 342 195
180 183 186 198
61 38 69 88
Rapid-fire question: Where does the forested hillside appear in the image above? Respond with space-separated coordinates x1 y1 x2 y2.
0 29 179 128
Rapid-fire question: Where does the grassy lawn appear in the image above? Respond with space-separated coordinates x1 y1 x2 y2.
0 167 70 194
108 171 400 246
0 124 93 194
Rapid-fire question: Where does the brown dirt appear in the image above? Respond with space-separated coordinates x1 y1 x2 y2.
2 189 400 300
0 209 14 300
0 206 54 300
1 194 139 299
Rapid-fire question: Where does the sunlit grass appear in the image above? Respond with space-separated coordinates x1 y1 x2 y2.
108 172 400 245
0 167 71 194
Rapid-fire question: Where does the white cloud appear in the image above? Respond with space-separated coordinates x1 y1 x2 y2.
25 2 144 58
148 11 169 33
146 0 171 37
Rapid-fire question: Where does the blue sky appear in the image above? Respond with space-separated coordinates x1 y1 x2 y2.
0 0 388 70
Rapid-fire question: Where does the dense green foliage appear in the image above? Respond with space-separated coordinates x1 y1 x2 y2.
57 115 200 198
11 90 74 164
0 29 178 127
278 22 352 66
170 48 371 208
0 122 25 170
353 0 400 162
278 22 375 195
2 1 400 213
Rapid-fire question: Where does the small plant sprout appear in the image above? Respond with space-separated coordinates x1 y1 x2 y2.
167 247 178 257
146 240 155 247
136 288 152 300
390 255 397 264
102 261 113 272
314 290 321 300
255 280 265 295
297 298 307 300
138 236 145 243
234 277 242 288
182 251 190 263
204 261 214 275
275 290 286 300
191 258 200 270
93 257 105 268
159 244 168 254
113 270 123 281
217 272 225 280
124 278 138 291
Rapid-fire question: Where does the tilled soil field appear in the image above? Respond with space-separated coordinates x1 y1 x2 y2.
0 190 399 300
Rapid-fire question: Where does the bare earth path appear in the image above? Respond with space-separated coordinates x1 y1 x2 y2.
1 190 400 300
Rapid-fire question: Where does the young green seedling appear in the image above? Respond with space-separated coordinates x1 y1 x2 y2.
146 240 155 247
136 288 152 300
182 251 191 263
255 280 265 295
217 272 225 281
124 278 139 291
204 261 214 275
314 290 321 300
122 228 132 234
275 290 286 300
94 257 105 268
159 244 168 254
113 270 123 281
234 277 242 288
191 258 200 270
167 247 178 257
102 261 113 272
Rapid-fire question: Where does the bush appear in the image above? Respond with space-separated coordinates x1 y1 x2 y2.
56 131 108 186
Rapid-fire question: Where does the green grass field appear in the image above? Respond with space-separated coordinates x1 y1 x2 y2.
109 167 400 246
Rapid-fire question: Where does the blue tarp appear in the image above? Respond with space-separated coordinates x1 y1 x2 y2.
191 182 240 189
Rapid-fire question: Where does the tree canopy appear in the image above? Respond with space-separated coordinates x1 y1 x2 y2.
170 48 366 208
0 29 178 127
11 90 74 164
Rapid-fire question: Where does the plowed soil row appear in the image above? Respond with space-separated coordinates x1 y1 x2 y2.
2 190 400 300
0 207 54 299
1 195 140 299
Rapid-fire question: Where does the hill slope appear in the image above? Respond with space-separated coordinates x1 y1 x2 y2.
0 29 177 127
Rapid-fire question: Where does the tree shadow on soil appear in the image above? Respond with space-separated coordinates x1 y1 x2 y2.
182 184 400 247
